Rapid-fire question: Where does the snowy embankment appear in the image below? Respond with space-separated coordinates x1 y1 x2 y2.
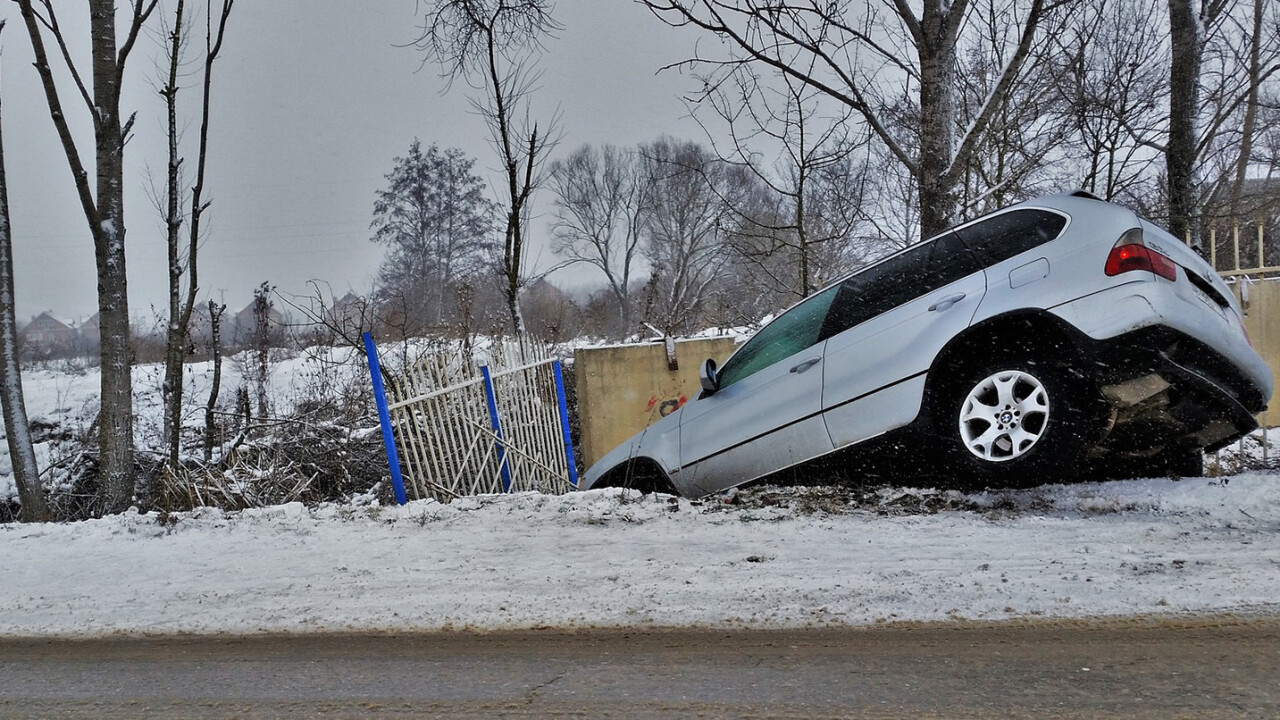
2 475 1278 638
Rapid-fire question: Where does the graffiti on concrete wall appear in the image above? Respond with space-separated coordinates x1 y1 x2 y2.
646 392 688 419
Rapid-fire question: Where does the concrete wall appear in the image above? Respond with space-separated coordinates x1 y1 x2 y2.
575 338 741 469
1236 278 1280 427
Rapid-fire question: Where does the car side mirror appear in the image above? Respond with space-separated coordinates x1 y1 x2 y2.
699 358 719 394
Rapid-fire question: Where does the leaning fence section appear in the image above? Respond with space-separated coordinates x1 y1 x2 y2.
365 334 577 503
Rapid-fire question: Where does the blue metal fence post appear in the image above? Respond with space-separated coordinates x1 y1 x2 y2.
481 366 513 492
363 332 408 505
552 360 579 488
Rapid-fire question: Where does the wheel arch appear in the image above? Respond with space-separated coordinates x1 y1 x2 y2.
920 310 1093 428
592 457 680 496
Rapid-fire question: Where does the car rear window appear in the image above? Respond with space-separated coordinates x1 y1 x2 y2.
955 209 1067 266
819 231 982 339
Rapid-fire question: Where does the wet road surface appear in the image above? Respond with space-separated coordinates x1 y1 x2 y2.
1 618 1277 718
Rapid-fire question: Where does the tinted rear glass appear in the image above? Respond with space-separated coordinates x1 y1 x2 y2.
819 232 982 339
955 209 1067 266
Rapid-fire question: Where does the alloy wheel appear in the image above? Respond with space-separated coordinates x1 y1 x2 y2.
958 370 1050 462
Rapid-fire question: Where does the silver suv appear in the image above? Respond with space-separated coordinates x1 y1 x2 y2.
583 192 1273 497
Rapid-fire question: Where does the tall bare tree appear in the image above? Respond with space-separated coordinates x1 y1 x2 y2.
639 137 738 334
1167 0 1220 239
160 0 234 474
1053 0 1167 203
414 0 561 334
642 0 1066 241
16 0 158 513
0 19 51 522
548 144 647 335
691 62 869 300
1166 0 1279 234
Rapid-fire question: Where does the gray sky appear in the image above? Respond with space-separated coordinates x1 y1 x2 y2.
0 1 703 323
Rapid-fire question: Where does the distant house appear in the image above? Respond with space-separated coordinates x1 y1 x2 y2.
18 312 77 357
231 299 287 348
79 312 101 348
325 292 371 338
1205 178 1280 226
1204 178 1280 273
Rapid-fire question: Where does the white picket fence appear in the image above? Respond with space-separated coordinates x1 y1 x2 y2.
375 337 577 502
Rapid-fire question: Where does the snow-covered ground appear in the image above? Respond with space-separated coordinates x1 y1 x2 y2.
3 474 1278 638
3 351 1279 638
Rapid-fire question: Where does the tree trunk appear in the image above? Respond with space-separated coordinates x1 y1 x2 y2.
17 0 156 514
89 0 135 513
0 30 52 522
1167 0 1201 241
161 0 186 472
204 301 224 463
917 0 957 239
1229 0 1264 216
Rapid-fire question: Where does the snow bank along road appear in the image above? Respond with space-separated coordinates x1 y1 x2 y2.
2 473 1278 637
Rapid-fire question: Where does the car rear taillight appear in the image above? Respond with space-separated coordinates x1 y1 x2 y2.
1105 228 1178 281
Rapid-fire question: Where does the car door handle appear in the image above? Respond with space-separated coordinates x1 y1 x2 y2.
928 292 967 312
790 357 821 374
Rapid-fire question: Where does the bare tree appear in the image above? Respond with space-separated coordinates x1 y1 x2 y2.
642 0 1066 241
0 19 51 522
203 299 225 463
691 62 870 300
414 0 561 334
159 0 235 473
1167 0 1279 234
1226 0 1271 213
1201 0 1280 217
1052 0 1167 203
953 0 1069 214
639 137 737 334
250 282 273 420
15 0 159 513
1167 0 1221 239
548 144 647 336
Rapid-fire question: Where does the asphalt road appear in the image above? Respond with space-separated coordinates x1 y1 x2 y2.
2 618 1277 718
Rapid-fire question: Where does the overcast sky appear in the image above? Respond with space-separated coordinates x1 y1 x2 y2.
0 1 703 323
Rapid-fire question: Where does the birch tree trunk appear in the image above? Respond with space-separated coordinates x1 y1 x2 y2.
0 21 52 522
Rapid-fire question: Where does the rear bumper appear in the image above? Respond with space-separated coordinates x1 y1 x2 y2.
1081 325 1267 451
1051 280 1273 414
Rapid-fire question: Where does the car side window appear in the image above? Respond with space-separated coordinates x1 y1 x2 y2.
819 232 981 339
955 209 1067 266
923 231 985 289
717 284 839 390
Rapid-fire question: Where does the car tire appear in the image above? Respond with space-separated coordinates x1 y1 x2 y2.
939 358 1093 486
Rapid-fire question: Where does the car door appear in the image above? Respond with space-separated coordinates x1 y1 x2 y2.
821 232 987 447
676 284 840 496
